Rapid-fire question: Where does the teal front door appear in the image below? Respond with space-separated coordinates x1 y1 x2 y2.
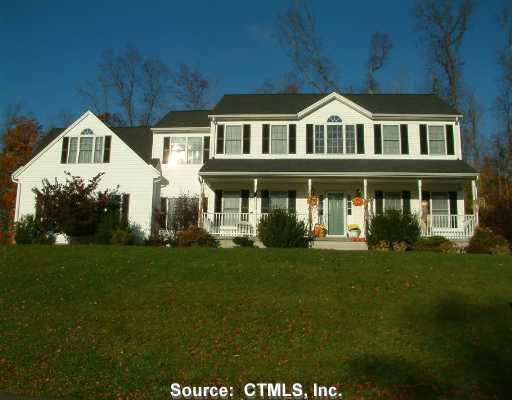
328 193 344 235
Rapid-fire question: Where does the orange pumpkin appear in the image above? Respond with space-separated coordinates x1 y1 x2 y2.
352 196 364 206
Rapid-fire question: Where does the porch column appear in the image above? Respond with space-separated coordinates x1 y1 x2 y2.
472 178 479 226
307 178 312 231
198 177 204 226
363 178 368 199
362 178 368 235
308 178 312 196
253 178 258 233
418 179 422 218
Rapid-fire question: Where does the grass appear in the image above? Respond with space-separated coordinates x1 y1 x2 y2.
0 246 511 399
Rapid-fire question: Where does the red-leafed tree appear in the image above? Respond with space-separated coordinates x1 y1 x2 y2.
0 117 41 243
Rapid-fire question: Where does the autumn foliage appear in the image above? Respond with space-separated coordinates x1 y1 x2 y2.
0 117 40 244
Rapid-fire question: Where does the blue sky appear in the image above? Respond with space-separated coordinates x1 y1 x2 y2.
0 0 508 134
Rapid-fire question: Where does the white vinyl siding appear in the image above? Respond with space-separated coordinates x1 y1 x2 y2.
382 125 400 155
345 125 356 154
271 125 287 154
326 125 343 154
428 126 446 155
225 125 242 155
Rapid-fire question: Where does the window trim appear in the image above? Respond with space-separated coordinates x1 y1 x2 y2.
224 125 243 155
383 191 403 211
270 124 288 154
222 191 241 213
430 192 450 215
164 135 204 165
345 124 357 154
313 122 359 154
381 125 401 155
427 125 447 155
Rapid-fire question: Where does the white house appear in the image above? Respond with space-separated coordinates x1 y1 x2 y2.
12 92 479 240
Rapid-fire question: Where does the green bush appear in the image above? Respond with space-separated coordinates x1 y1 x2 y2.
233 236 255 248
176 226 219 247
415 236 455 252
466 227 510 255
145 231 171 246
94 211 122 244
14 215 55 245
257 209 310 248
367 209 421 251
110 227 135 245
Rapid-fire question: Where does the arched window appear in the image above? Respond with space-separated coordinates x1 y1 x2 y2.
327 115 342 123
81 128 94 135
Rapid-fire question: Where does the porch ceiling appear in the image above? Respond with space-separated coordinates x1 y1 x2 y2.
199 159 478 178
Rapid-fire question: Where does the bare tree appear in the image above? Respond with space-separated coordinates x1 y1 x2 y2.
496 6 512 150
257 72 301 93
78 47 172 126
170 64 211 110
276 0 339 92
366 33 393 93
461 92 482 167
415 0 474 108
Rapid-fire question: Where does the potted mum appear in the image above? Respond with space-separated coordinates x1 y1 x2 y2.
347 224 361 238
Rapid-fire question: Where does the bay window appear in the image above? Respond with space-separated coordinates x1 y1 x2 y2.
382 125 400 154
225 125 242 154
428 126 446 155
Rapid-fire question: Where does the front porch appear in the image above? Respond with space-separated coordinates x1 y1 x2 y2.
198 176 479 241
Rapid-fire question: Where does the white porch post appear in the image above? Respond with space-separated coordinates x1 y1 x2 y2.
308 178 312 231
472 178 479 226
363 178 368 199
363 178 368 235
253 178 258 229
418 179 422 218
308 178 312 196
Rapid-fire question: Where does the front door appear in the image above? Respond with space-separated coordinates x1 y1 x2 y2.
328 193 344 235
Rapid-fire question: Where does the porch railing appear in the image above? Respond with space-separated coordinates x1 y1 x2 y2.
425 214 476 240
201 212 308 238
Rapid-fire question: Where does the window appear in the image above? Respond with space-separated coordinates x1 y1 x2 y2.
81 128 93 135
225 126 242 154
327 125 343 153
428 126 446 155
271 125 287 154
347 196 352 216
345 125 356 154
314 125 325 153
385 192 402 211
431 192 449 214
270 192 288 210
382 125 400 154
68 137 78 163
223 192 240 213
327 115 342 123
187 137 202 164
94 137 104 163
78 137 93 163
170 137 187 164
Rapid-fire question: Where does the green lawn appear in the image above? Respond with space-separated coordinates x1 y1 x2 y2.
0 246 511 399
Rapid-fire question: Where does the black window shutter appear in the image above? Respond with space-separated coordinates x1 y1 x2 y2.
446 125 455 155
162 137 170 164
374 124 382 154
375 190 384 215
214 190 222 213
203 136 210 161
243 124 251 154
61 137 69 164
402 191 411 213
216 125 224 154
241 190 250 213
420 124 428 154
261 190 270 213
103 135 112 163
121 194 130 226
160 197 168 229
288 190 296 213
422 191 431 214
449 191 458 227
400 124 409 154
288 124 296 154
356 124 365 154
262 124 270 154
306 124 314 154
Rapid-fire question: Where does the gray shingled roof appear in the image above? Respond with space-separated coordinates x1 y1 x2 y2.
154 110 211 128
32 126 153 164
200 159 477 176
211 93 460 116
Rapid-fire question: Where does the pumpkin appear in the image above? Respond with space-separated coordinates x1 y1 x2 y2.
352 196 364 206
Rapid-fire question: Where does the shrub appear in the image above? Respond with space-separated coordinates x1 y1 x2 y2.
415 236 454 252
14 215 55 245
94 210 122 244
466 227 510 255
176 226 219 247
257 209 310 248
232 236 255 248
167 195 199 234
145 231 171 246
367 209 421 251
110 226 135 245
